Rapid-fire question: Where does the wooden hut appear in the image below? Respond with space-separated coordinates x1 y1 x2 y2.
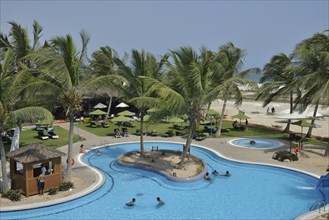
6 143 66 196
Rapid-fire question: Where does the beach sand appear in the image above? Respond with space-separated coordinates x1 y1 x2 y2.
211 99 329 138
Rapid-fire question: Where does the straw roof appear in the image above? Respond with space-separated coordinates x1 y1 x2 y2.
6 143 66 164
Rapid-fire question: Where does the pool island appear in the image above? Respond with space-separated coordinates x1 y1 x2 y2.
117 149 207 182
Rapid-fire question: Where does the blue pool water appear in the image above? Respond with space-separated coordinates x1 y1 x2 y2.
0 142 323 219
230 138 283 149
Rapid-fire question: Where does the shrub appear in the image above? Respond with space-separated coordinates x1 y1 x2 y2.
48 187 58 195
272 151 298 162
58 181 74 191
167 130 174 137
2 189 22 201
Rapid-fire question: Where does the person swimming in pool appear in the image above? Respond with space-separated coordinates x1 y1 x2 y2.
204 172 212 180
249 140 256 145
157 197 165 205
212 170 219 176
126 198 136 206
225 171 231 176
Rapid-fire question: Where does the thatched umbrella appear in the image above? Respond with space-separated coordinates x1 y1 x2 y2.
6 143 66 163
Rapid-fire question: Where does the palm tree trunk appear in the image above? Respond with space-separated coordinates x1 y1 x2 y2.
178 119 196 168
64 116 74 182
0 137 9 193
324 143 329 157
105 96 113 121
216 97 227 137
306 103 319 138
139 115 145 156
284 92 294 132
206 102 211 111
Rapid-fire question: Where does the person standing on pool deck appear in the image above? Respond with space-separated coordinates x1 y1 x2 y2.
37 173 45 195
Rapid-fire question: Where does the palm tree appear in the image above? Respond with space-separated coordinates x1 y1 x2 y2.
211 43 260 137
0 50 52 193
89 46 120 120
24 32 127 181
22 32 88 182
256 53 301 133
114 49 168 156
292 31 329 154
293 32 329 131
0 21 44 72
163 47 215 166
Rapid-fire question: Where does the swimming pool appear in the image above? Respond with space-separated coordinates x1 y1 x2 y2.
0 142 323 219
229 138 284 149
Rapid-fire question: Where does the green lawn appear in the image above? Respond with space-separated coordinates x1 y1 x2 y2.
75 121 185 136
4 125 84 152
76 120 326 146
4 120 325 153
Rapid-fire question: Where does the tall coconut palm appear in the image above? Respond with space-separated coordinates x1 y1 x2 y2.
114 49 168 156
211 43 260 137
23 32 126 181
162 47 216 166
0 20 44 72
0 50 53 193
292 31 329 154
89 46 120 120
256 53 301 133
21 32 88 182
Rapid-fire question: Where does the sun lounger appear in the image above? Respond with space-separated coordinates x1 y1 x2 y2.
90 121 98 128
101 122 109 128
37 131 49 140
48 131 59 139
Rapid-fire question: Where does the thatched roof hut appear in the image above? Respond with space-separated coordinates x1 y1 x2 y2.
6 143 65 163
7 143 66 196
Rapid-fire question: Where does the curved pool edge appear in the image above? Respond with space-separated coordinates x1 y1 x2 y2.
0 140 322 217
0 152 105 212
228 137 284 149
295 204 329 220
117 150 208 183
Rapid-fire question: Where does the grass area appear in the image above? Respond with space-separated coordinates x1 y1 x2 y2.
4 120 325 153
75 121 185 136
76 120 326 146
4 125 84 152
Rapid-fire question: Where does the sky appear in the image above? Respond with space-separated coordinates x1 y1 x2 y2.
1 0 328 80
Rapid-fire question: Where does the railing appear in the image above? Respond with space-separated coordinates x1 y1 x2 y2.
310 200 326 212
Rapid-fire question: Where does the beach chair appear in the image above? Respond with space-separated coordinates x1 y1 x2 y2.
37 131 49 140
48 130 59 139
90 121 98 128
101 122 109 128
35 124 44 131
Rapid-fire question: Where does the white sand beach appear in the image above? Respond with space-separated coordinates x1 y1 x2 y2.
211 99 329 138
